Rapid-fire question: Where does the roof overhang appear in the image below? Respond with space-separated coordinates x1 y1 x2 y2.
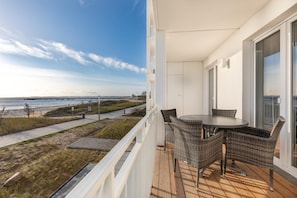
152 0 270 62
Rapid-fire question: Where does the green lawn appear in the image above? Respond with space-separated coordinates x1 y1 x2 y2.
0 117 78 136
0 118 142 197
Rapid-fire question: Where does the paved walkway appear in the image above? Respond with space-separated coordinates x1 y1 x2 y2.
0 104 145 148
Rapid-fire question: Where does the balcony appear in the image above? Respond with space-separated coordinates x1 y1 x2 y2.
67 107 297 197
151 145 297 197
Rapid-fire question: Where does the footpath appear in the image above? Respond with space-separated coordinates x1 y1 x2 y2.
0 104 145 148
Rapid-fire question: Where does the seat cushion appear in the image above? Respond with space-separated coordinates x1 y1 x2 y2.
233 127 270 138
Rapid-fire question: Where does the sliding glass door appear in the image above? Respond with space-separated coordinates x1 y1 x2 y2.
255 31 281 158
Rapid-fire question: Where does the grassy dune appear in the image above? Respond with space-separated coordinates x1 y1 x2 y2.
0 100 145 136
0 118 142 197
44 100 145 117
0 117 78 136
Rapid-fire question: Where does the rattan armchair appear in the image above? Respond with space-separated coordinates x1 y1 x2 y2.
224 116 285 191
170 116 223 189
160 109 177 151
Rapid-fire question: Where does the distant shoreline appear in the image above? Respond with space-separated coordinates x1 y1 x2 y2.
1 97 144 118
0 96 131 100
2 105 68 118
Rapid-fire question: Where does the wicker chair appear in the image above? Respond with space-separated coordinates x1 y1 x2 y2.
204 109 237 137
170 116 223 189
212 109 237 118
224 116 285 191
160 109 177 151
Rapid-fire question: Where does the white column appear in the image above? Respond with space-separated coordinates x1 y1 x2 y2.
155 31 166 146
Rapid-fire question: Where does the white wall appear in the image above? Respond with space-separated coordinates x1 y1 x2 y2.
204 0 297 122
217 52 243 118
155 31 166 109
204 1 297 67
167 62 183 115
167 62 203 117
183 62 203 115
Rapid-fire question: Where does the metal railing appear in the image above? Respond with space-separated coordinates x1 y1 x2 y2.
66 106 159 198
264 96 280 126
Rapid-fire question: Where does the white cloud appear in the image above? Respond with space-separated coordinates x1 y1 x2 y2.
0 37 52 59
52 42 88 65
0 30 145 74
0 59 145 97
89 53 146 73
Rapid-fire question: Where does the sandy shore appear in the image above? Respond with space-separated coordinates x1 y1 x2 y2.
2 105 67 118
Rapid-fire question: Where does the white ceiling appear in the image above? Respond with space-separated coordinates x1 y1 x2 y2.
153 0 270 62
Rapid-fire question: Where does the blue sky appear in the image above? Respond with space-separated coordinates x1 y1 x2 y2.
0 0 146 97
264 53 280 96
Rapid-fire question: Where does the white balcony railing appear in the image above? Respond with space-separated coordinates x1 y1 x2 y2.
66 106 159 198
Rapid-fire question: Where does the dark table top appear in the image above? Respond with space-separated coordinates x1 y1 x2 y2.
179 115 249 128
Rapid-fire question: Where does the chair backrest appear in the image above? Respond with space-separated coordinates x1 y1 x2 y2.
212 109 237 118
270 116 285 140
170 116 203 166
170 116 202 138
161 109 177 123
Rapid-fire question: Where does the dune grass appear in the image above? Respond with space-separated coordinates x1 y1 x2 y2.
44 100 145 117
93 118 141 139
0 100 145 137
0 117 143 197
0 149 106 198
0 117 78 136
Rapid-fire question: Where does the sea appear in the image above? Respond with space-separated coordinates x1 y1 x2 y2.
0 96 130 110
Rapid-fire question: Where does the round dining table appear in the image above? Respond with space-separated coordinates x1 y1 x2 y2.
179 115 249 128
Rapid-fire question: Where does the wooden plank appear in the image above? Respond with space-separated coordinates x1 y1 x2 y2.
150 147 161 198
232 162 268 198
204 162 231 197
178 162 199 197
238 162 278 198
271 166 297 196
216 175 241 198
187 164 213 197
241 161 297 198
167 148 177 198
203 163 226 197
223 161 255 197
174 160 186 198
151 147 297 198
158 148 172 198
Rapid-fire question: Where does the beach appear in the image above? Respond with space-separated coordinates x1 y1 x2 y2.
2 105 66 118
0 96 133 118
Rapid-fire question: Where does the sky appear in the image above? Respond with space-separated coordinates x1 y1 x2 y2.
0 0 146 97
264 53 280 96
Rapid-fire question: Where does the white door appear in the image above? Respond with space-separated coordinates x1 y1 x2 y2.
167 75 183 115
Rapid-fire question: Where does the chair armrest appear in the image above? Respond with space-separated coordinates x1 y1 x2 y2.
198 132 223 168
199 133 223 156
226 130 276 152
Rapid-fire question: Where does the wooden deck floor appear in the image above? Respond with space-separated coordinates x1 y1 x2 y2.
151 146 297 198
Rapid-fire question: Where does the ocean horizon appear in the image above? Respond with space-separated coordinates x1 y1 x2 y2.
0 96 131 110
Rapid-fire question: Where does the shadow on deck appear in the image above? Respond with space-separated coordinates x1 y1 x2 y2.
151 145 297 198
